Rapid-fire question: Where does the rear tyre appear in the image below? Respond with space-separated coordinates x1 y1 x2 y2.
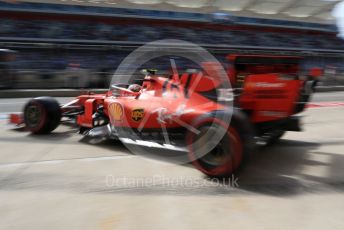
23 97 61 134
187 110 254 178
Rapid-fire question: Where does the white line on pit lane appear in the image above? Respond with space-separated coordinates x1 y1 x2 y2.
0 101 25 105
0 114 9 120
0 155 136 169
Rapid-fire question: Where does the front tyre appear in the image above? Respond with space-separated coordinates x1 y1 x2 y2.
23 97 61 134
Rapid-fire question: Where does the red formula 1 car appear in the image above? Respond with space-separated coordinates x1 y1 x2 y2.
9 55 321 177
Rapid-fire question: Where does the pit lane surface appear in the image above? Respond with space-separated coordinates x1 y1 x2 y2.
1 92 344 230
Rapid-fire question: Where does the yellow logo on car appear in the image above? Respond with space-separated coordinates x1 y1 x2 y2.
131 109 144 122
109 102 123 122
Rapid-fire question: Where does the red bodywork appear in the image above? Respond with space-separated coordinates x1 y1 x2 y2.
226 54 314 123
9 113 23 125
239 73 302 122
8 54 321 177
74 75 224 131
10 54 319 135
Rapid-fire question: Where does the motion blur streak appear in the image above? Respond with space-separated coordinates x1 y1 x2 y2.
333 1 344 38
1 0 344 230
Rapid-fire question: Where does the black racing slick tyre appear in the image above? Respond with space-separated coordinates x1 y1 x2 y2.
187 110 254 178
23 97 61 134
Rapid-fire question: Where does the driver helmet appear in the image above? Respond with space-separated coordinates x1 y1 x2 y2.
128 84 142 92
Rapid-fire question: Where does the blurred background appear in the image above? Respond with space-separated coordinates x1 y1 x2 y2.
0 0 344 89
2 2 344 229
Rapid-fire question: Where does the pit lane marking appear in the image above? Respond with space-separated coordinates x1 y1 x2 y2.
0 155 136 169
0 112 18 121
0 114 8 120
0 101 25 105
0 113 12 122
308 102 344 108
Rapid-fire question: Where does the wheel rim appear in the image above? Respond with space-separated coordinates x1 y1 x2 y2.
200 140 228 167
26 104 42 127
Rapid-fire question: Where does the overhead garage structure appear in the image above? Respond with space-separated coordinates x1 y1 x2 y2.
20 0 341 23
1 0 344 89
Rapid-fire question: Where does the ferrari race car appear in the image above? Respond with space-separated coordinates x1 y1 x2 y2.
9 55 321 177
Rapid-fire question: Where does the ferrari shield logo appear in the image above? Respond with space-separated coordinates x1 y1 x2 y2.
131 109 144 122
109 102 123 122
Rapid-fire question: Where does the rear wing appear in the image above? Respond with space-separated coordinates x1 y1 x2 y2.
227 54 302 65
227 54 302 76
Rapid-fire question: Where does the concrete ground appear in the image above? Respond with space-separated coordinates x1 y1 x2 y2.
0 92 344 230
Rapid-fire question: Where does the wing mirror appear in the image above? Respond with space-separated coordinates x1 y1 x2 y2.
141 69 158 76
140 69 148 76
